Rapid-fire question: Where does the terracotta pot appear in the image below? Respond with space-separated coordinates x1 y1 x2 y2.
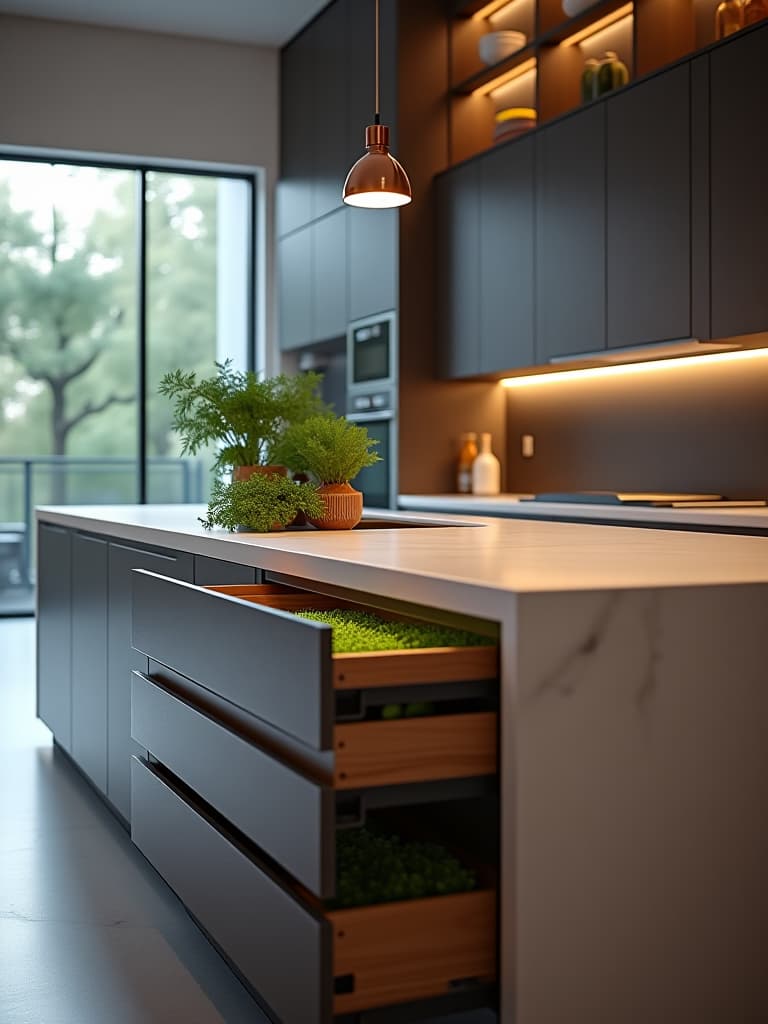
308 482 363 530
232 465 287 482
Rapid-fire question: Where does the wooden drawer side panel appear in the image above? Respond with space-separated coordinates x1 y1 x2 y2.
131 672 335 897
130 758 331 1024
329 890 497 1015
130 570 333 750
334 712 498 789
334 646 499 690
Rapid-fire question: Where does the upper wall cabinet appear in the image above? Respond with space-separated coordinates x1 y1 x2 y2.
535 105 605 363
437 159 480 379
312 0 349 221
709 24 768 340
605 64 693 349
278 29 313 237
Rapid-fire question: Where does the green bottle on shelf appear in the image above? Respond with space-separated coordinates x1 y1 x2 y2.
596 51 629 96
581 58 600 103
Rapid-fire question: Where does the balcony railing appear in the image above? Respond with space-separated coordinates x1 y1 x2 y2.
0 455 206 590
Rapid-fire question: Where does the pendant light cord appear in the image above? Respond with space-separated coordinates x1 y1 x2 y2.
374 0 381 125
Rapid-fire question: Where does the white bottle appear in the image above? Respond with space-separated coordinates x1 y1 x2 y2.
471 432 501 496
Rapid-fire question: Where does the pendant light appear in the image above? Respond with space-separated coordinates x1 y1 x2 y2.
342 0 412 209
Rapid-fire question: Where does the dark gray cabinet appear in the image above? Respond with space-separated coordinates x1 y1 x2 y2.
312 0 348 220
71 533 108 793
37 523 72 750
348 208 398 321
606 65 692 348
437 159 480 378
278 226 312 351
312 208 347 341
480 136 534 373
107 541 193 822
279 211 348 350
193 555 259 585
535 105 606 362
710 23 768 339
277 29 313 238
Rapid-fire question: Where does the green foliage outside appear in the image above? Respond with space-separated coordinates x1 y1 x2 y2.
293 608 495 653
0 163 225 511
279 414 380 483
334 826 476 908
199 473 324 533
159 361 329 472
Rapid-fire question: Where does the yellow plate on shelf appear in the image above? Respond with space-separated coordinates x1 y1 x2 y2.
495 106 537 123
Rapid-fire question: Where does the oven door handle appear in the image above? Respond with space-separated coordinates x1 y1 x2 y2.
345 411 395 423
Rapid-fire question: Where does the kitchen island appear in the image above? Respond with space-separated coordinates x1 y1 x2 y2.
35 505 768 1024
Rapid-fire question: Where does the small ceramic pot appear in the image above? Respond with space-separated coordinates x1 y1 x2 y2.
308 482 363 530
232 465 288 482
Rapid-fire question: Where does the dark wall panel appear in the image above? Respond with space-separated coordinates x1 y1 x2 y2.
505 356 768 497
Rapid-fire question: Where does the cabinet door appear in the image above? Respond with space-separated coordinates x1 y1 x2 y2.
278 30 313 237
437 160 481 378
312 209 347 342
278 227 312 351
193 555 259 586
710 24 768 339
37 523 72 750
480 137 535 373
348 208 398 321
311 0 348 220
107 542 193 822
536 106 606 361
71 533 108 793
606 65 691 348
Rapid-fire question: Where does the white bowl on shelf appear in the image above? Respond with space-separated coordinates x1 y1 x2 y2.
562 0 595 18
478 30 527 66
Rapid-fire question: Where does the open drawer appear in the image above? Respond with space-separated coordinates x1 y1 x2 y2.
132 668 496 897
131 757 497 1022
130 571 499 755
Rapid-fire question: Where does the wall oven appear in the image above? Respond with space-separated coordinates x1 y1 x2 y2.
346 312 397 509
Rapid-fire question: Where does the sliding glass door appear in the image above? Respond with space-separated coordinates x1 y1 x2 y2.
0 157 254 613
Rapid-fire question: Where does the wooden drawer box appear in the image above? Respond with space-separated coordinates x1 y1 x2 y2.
131 757 496 1022
130 571 499 761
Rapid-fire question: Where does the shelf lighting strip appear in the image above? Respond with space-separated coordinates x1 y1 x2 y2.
561 3 634 47
499 348 768 388
471 0 521 20
472 57 537 96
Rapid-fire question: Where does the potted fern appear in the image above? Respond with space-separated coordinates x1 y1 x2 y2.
158 360 329 481
199 473 324 533
279 415 380 530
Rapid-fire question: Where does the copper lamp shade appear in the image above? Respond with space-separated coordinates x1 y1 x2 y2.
343 124 412 209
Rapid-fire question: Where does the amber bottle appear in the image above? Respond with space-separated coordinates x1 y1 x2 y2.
715 0 744 38
743 0 768 25
456 433 478 494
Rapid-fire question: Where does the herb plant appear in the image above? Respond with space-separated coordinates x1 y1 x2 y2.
334 827 476 908
158 361 329 471
293 608 494 652
277 415 380 484
199 473 324 533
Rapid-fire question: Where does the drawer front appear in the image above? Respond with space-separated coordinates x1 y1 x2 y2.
131 757 332 1024
131 671 335 897
131 570 333 749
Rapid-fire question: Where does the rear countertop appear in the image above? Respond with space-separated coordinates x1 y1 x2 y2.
35 504 768 619
398 494 768 532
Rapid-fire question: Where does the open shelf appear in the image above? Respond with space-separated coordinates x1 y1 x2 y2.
447 0 736 165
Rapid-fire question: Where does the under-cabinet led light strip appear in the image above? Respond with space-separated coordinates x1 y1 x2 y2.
561 3 634 46
499 348 768 388
472 57 537 96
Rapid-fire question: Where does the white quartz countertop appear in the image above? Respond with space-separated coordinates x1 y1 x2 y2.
35 504 768 615
399 493 768 531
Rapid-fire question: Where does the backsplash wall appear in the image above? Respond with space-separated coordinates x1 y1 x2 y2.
504 353 768 497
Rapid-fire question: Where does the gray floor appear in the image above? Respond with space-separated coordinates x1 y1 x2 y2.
0 618 269 1024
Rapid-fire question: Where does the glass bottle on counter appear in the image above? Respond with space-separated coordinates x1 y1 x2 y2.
743 0 768 25
715 0 744 38
471 433 501 497
456 432 478 494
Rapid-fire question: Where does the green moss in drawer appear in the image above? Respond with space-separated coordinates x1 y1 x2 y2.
293 609 494 654
333 826 477 908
